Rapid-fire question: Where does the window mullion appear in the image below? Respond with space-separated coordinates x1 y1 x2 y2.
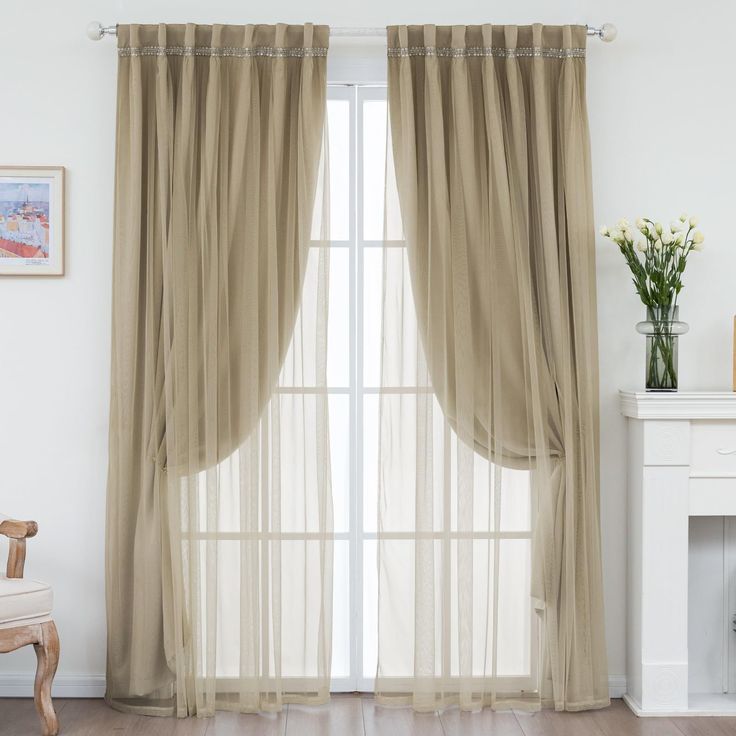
349 85 361 692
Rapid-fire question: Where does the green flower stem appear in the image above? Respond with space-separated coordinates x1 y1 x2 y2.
647 319 678 390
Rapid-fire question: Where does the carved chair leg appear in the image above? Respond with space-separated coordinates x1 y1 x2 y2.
33 621 59 736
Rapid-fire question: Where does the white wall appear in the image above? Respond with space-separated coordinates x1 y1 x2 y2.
1 0 735 695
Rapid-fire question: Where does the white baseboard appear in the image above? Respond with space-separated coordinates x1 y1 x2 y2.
0 673 106 698
0 673 628 701
608 674 627 699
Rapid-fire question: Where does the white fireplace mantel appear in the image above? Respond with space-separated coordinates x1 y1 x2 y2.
620 390 736 716
620 391 736 420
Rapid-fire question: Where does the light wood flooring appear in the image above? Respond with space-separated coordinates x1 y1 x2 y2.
3 696 736 736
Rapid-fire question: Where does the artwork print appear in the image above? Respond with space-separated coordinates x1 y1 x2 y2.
0 167 64 275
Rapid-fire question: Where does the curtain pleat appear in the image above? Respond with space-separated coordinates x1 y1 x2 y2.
380 23 608 712
106 22 331 716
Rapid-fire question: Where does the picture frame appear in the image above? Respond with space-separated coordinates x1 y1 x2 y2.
0 166 65 276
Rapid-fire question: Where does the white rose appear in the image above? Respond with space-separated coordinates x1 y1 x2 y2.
636 218 647 232
599 225 610 237
661 231 673 245
674 232 684 245
670 221 682 232
635 240 647 252
654 239 663 250
655 222 663 235
679 213 688 222
624 228 635 242
692 230 704 244
689 216 699 227
691 241 704 251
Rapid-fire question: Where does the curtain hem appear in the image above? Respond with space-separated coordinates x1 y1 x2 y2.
105 689 332 718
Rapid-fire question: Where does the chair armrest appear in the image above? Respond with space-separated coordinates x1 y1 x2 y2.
0 518 38 579
0 518 38 540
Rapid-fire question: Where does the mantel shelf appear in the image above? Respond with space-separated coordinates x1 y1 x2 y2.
619 390 736 420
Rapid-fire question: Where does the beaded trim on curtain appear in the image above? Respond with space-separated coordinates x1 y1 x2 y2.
387 46 585 59
118 45 329 58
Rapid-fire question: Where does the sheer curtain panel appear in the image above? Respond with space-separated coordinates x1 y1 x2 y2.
106 23 331 716
379 23 608 712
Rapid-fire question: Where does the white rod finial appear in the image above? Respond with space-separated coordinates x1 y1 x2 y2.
600 22 617 42
87 21 104 41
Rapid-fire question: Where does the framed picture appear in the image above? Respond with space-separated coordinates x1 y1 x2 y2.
0 166 64 276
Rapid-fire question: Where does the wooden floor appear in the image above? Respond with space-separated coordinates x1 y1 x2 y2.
3 696 736 736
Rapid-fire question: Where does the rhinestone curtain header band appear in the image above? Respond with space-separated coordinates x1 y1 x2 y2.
387 46 585 59
118 46 328 58
118 45 581 60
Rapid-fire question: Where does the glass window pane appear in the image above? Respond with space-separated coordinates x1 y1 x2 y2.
496 539 532 676
363 394 378 533
363 539 378 678
500 467 532 532
279 247 348 388
277 394 336 534
332 539 351 678
215 540 240 677
208 539 343 679
363 248 420 388
448 538 532 678
362 100 387 241
281 539 338 677
329 99 350 241
279 247 323 387
362 98 403 242
330 395 350 534
311 99 349 241
327 247 350 387
362 248 381 388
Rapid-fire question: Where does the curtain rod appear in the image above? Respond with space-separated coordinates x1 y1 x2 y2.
87 22 618 42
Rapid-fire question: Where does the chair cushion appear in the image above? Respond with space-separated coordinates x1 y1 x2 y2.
0 575 53 630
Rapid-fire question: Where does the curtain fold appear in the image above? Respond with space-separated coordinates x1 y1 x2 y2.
379 23 607 711
106 22 331 716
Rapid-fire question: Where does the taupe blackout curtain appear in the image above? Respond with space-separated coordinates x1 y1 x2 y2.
106 23 331 716
378 24 608 711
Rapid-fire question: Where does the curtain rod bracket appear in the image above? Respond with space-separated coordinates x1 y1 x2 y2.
87 21 118 40
586 23 617 42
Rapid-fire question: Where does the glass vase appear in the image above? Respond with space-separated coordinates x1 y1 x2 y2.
635 306 689 391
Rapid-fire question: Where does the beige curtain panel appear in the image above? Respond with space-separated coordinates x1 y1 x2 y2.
106 23 331 716
379 23 607 711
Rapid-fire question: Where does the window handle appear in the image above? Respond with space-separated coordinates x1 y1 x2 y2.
717 448 736 455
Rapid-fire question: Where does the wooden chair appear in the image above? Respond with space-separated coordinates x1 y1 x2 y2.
0 514 59 736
